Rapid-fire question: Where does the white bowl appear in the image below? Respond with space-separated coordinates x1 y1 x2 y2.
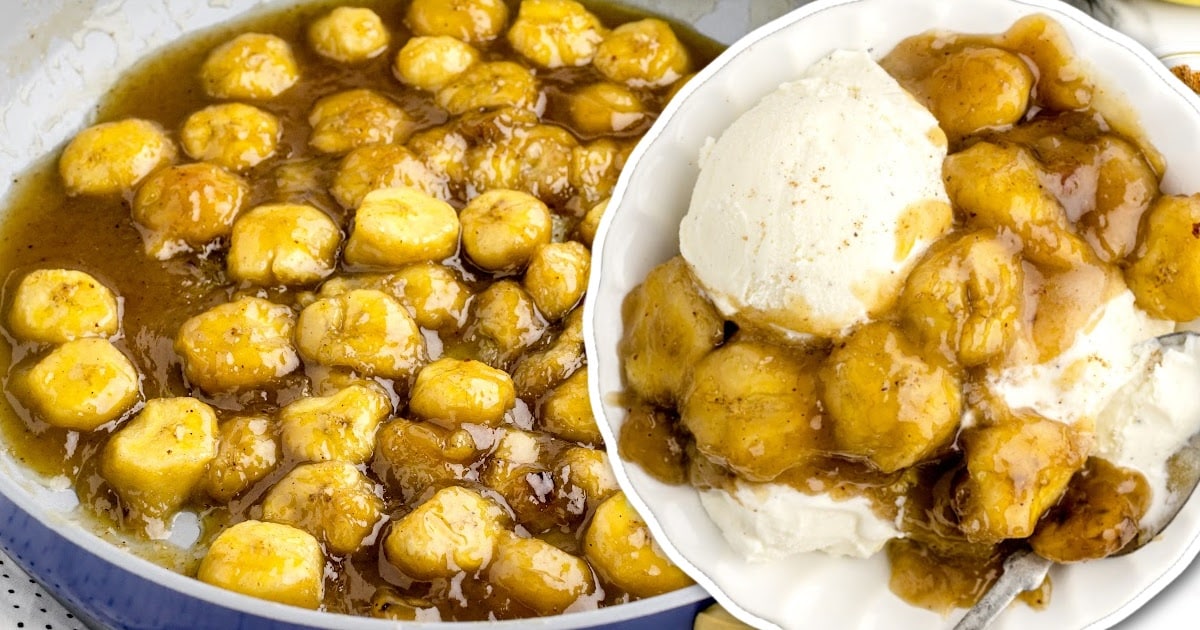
584 0 1200 629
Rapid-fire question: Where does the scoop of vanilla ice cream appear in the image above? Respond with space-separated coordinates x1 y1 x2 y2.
988 289 1174 425
700 481 900 561
679 49 952 339
1095 333 1200 530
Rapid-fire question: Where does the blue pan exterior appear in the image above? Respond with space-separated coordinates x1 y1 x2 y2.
1 491 712 629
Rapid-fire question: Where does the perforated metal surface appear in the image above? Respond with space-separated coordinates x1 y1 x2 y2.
0 555 85 630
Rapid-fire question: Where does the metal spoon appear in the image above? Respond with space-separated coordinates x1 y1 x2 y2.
954 331 1200 630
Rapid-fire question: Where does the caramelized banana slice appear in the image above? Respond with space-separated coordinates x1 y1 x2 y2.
102 397 219 523
901 229 1024 366
569 139 632 207
308 89 416 155
459 189 553 273
393 36 480 92
408 357 516 429
539 367 602 445
488 532 595 615
943 141 1095 271
575 197 608 247
436 61 541 116
21 338 139 431
383 485 509 580
479 428 572 532
59 119 175 196
319 263 472 332
296 289 426 380
373 417 475 501
594 19 690 88
619 256 724 406
261 460 385 555
507 0 605 69
511 306 584 398
133 163 249 260
584 492 693 597
331 144 449 209
523 241 590 321
198 520 324 609
388 263 472 332
405 0 509 44
204 414 279 502
1126 194 1200 321
200 33 299 100
552 445 618 509
228 203 341 286
279 384 391 464
998 14 1094 111
460 280 548 370
924 47 1033 141
682 339 826 481
9 269 119 343
181 103 280 172
308 7 389 63
344 187 460 269
618 403 686 485
820 321 963 473
955 415 1088 543
1079 135 1159 263
1029 457 1150 563
568 82 647 135
465 124 576 204
175 297 299 393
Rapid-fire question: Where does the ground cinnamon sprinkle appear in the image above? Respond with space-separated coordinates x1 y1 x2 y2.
1173 64 1200 94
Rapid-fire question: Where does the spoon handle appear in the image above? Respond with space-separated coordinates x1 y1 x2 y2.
952 548 1052 630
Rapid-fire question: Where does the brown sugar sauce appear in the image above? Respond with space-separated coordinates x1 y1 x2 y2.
0 0 722 621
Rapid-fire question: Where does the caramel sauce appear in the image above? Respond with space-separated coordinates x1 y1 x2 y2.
893 199 953 263
616 402 687 485
1029 457 1151 562
0 0 723 621
618 13 1172 613
880 15 1095 140
885 537 1010 614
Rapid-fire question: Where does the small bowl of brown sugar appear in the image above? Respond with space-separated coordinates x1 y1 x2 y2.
1166 56 1200 93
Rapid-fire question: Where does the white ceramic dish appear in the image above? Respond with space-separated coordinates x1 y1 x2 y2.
584 0 1200 628
0 1 729 628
